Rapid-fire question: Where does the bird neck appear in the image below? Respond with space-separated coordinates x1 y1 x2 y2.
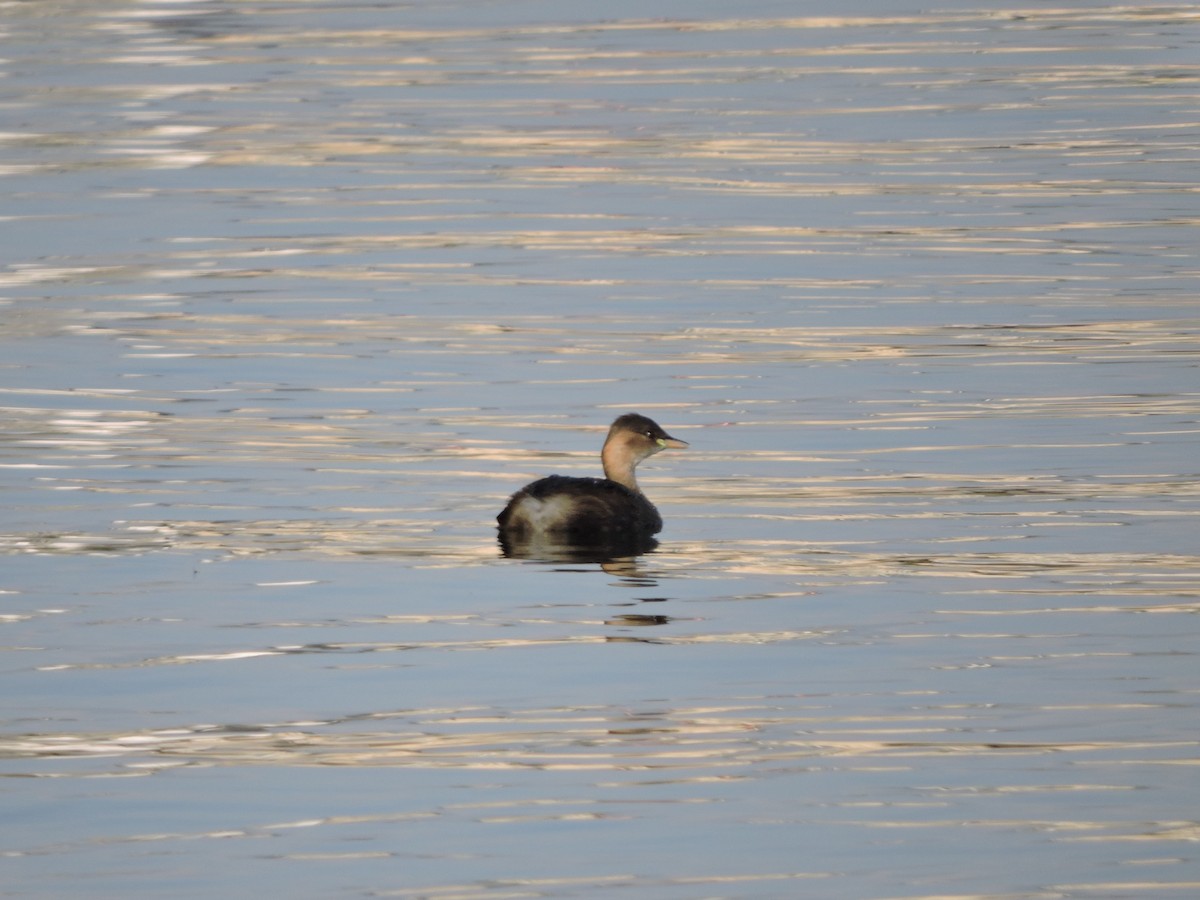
601 443 641 493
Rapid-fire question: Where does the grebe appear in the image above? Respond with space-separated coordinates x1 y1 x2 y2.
497 413 687 553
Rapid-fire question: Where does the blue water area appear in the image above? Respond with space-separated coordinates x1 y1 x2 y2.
2 1 1198 897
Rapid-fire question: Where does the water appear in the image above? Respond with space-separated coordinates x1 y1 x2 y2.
2 1 1198 897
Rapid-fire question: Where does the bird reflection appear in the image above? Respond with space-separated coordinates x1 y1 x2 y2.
497 530 659 564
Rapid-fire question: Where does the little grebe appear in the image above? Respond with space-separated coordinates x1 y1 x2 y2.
497 413 688 550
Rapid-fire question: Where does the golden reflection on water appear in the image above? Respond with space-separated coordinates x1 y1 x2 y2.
5 703 1195 773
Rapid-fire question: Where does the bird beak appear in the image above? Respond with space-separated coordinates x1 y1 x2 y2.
657 435 688 449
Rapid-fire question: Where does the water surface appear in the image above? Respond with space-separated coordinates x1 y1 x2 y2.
2 2 1198 897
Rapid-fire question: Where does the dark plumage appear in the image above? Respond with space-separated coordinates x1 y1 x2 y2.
500 474 661 543
497 413 687 555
